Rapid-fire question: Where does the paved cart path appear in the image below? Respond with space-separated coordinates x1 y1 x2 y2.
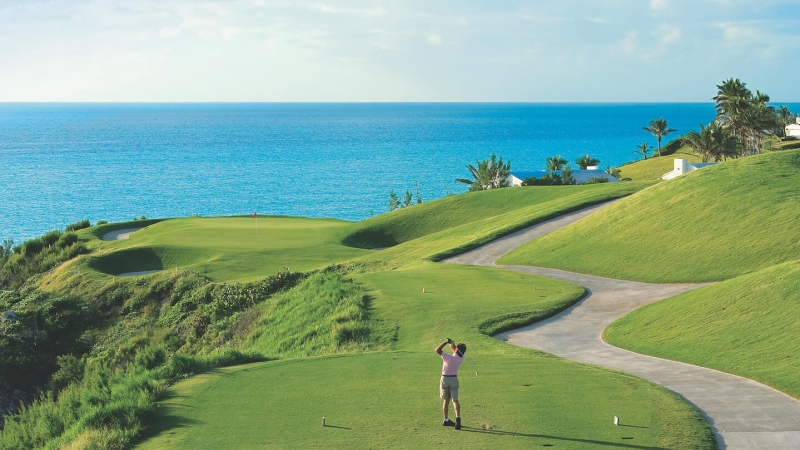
444 201 800 450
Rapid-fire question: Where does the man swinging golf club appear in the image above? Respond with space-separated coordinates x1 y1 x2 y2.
436 337 467 430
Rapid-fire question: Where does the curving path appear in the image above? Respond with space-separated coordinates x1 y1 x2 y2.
444 201 800 450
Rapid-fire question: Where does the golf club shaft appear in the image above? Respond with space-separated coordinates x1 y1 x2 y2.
463 355 478 375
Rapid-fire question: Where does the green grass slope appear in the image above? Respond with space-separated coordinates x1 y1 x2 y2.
85 216 373 283
605 259 800 400
500 150 800 282
6 183 715 449
139 264 713 449
355 182 650 270
343 183 649 248
618 148 700 181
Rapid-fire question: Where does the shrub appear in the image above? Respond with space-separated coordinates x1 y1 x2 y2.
56 232 78 249
581 176 610 184
22 238 45 256
65 220 91 232
42 230 63 247
522 173 563 186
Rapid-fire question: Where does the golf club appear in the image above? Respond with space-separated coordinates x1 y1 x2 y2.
448 338 478 376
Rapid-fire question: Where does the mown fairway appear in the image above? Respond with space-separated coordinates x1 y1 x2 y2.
138 353 710 450
343 182 648 248
500 150 800 282
605 259 800 400
353 182 650 270
85 216 374 282
138 264 714 449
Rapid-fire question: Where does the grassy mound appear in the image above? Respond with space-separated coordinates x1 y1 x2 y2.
500 150 800 282
342 183 647 249
138 264 714 449
618 148 700 181
355 183 649 270
81 216 374 283
605 259 800 400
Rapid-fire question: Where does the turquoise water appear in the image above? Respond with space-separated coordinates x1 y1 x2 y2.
0 102 766 243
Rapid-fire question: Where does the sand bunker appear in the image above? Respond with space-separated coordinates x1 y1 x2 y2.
102 227 143 241
117 270 161 277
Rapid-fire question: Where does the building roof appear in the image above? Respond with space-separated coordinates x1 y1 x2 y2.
511 169 619 183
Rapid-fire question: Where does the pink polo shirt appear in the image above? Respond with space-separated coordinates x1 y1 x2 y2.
441 351 463 376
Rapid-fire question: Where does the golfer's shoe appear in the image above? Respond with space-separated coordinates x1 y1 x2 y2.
454 417 461 430
442 419 456 427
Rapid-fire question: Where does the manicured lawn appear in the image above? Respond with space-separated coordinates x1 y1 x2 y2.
604 259 800 400
499 150 800 282
138 353 711 450
138 264 714 449
618 149 700 181
356 264 586 353
344 182 648 249
85 216 374 282
357 182 650 270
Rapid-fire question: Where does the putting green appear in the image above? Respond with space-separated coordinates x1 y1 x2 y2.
87 216 374 282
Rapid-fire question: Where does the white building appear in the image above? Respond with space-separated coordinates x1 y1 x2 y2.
508 168 619 185
786 117 800 138
661 159 717 180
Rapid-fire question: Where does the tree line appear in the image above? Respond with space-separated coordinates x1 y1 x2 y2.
635 78 796 163
454 152 619 191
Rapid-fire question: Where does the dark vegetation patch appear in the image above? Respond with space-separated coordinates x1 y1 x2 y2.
88 248 165 276
0 230 89 290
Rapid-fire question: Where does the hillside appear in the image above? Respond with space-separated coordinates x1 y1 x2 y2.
499 150 800 282
605 259 800 399
138 263 712 450
342 182 648 248
617 147 700 181
0 182 716 449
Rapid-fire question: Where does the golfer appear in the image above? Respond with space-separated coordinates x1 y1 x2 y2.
436 338 467 430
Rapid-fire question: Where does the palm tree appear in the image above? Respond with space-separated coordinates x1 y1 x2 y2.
561 166 576 185
545 155 568 171
575 154 600 170
713 78 754 157
642 118 677 157
682 121 738 162
633 143 652 160
605 166 622 179
778 106 795 139
455 153 511 191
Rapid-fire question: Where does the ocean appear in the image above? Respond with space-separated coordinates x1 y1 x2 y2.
0 102 786 243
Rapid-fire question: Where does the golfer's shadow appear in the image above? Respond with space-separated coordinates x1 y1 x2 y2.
323 425 351 430
459 427 666 450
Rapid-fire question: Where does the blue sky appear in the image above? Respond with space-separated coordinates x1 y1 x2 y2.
1 0 798 101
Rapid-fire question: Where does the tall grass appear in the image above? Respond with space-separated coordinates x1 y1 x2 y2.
0 230 87 289
0 267 372 448
239 273 390 357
